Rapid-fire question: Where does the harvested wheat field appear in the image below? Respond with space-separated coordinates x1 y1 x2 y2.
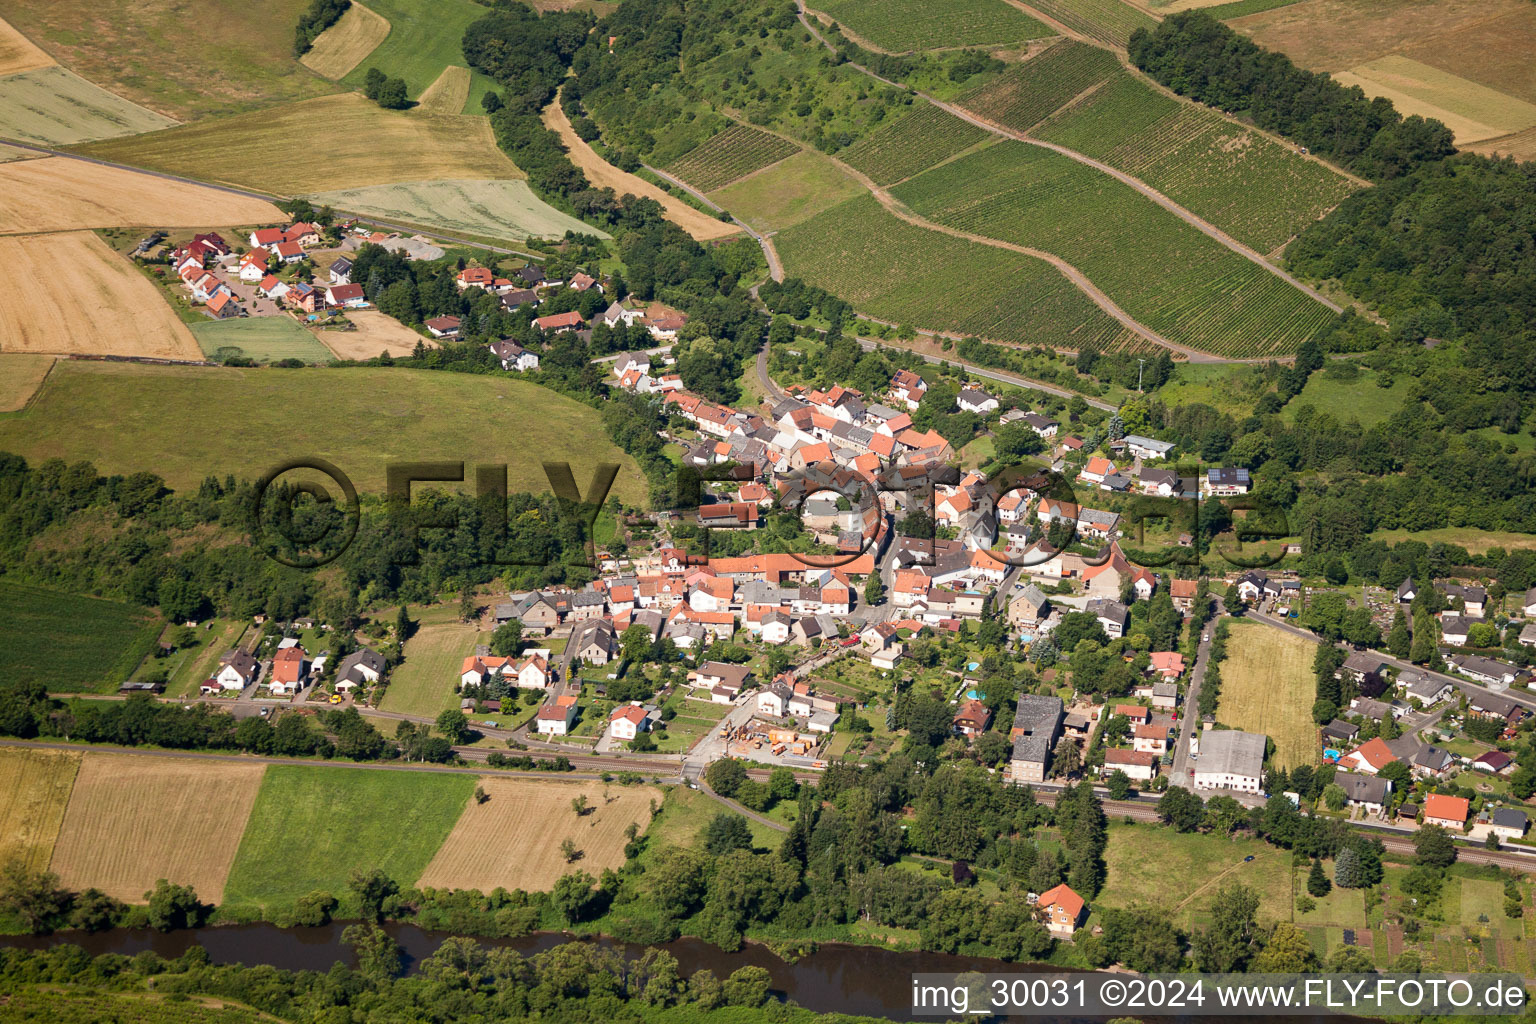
0 232 201 360
542 95 740 242
0 157 281 234
0 747 81 872
0 13 51 75
299 0 390 79
50 753 265 903
76 93 522 194
1332 56 1536 145
417 777 660 892
418 65 471 114
0 354 55 411
0 66 176 146
316 310 432 359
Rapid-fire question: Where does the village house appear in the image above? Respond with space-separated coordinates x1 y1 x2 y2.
952 699 992 737
1339 737 1397 775
1022 412 1058 438
268 645 306 696
1104 747 1158 782
335 648 385 690
1123 435 1174 460
208 650 259 692
533 310 587 334
891 369 927 410
1010 694 1063 784
328 257 352 285
1202 467 1250 497
536 694 579 736
608 702 656 742
489 340 540 372
956 387 999 414
325 283 367 308
1423 793 1470 831
1131 722 1168 756
569 619 619 665
425 315 462 339
1335 772 1390 816
1036 883 1086 939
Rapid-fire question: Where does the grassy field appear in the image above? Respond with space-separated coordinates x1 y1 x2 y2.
0 582 162 693
417 777 661 891
0 66 176 145
381 621 481 717
165 620 248 698
0 13 54 75
0 231 203 360
299 0 391 80
665 124 799 192
1332 55 1536 145
959 41 1123 133
50 754 265 903
0 361 649 502
0 748 81 873
0 158 281 234
1281 365 1410 428
641 785 781 863
0 354 53 411
316 310 430 359
305 178 599 242
191 317 336 365
0 0 333 121
1098 822 1291 930
814 0 1051 52
709 150 865 233
838 103 991 187
1216 620 1317 770
891 140 1336 356
1033 71 1359 252
75 93 522 195
774 193 1131 350
1017 0 1158 47
337 0 492 101
222 764 474 910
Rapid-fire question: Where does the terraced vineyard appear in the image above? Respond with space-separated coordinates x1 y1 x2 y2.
664 124 800 191
891 142 1334 356
1035 72 1359 251
1024 0 1158 47
813 0 1052 52
774 194 1135 351
957 41 1121 133
838 103 991 186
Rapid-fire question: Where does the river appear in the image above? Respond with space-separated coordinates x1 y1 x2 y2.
2 923 1345 1023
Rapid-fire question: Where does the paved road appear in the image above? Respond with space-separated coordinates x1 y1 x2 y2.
853 337 1117 411
1168 595 1219 788
754 345 787 404
647 164 785 283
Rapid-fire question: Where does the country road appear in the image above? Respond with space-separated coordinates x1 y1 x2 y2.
646 163 785 283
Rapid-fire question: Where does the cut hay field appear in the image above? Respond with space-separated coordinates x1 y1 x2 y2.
75 93 521 195
1471 126 1536 162
1034 71 1359 251
1216 620 1316 770
1020 0 1158 48
891 141 1336 356
0 583 163 694
0 157 282 234
709 150 864 233
542 96 741 243
299 0 391 80
1331 56 1536 145
0 361 650 503
664 124 799 192
223 765 474 910
0 13 51 75
418 65 472 114
0 748 81 873
1230 0 1536 104
50 754 265 903
0 66 176 146
316 309 429 359
958 41 1124 133
337 0 493 101
191 317 336 365
0 0 333 121
838 104 990 187
418 777 661 891
381 621 482 718
0 231 202 360
774 193 1132 351
0 354 53 411
305 178 599 242
811 0 1051 52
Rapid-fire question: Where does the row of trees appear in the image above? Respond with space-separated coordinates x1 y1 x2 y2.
292 0 349 57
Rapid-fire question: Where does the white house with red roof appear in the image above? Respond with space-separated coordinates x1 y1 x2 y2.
1037 883 1087 938
533 310 587 334
272 241 304 264
456 267 496 290
536 694 579 736
269 645 306 695
608 702 655 741
325 283 367 308
250 228 285 249
890 369 926 410
257 274 289 300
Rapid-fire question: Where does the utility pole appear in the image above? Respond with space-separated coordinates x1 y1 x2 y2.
1137 358 1146 394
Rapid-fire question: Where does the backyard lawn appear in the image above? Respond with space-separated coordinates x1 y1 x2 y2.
1216 620 1318 770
